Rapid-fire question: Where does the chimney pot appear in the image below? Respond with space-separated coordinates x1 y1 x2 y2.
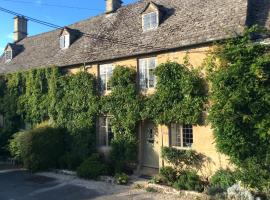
105 0 123 13
14 16 28 42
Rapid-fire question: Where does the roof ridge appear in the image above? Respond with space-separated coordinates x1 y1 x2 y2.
18 0 144 43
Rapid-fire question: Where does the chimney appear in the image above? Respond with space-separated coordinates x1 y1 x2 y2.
14 16 28 42
105 0 123 13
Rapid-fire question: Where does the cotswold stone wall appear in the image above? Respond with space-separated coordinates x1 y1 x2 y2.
65 45 230 176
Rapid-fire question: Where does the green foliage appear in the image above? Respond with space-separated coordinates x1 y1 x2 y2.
210 169 236 190
161 147 205 171
207 26 270 189
159 166 178 185
0 73 23 156
173 170 204 192
115 173 129 185
0 68 98 167
142 61 207 124
110 136 137 173
101 66 141 172
101 66 141 135
77 154 108 179
9 123 66 171
53 71 98 166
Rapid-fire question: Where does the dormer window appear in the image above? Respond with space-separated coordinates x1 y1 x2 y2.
142 12 158 31
60 35 70 49
5 50 12 62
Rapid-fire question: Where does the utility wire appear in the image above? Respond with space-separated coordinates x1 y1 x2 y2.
0 6 155 49
0 0 103 11
0 6 212 54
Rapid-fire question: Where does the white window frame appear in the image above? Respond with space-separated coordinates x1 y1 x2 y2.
99 63 114 92
99 116 113 147
170 124 193 148
5 50 12 62
139 57 157 90
142 11 159 32
60 34 70 49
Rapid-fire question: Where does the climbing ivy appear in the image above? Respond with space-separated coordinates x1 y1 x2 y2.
101 66 142 172
142 61 207 125
207 26 270 189
0 68 98 161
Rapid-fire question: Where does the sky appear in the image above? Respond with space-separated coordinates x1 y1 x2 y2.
0 0 137 54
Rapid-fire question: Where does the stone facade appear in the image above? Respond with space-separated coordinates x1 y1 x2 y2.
64 44 230 177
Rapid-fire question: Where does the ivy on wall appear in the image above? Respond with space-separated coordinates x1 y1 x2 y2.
0 68 98 161
101 66 142 171
142 61 207 125
207 26 270 189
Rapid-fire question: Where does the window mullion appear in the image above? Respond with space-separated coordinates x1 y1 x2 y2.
181 125 183 147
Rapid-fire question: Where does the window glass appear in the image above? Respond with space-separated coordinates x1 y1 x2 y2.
5 50 12 61
170 124 193 148
183 125 193 147
139 57 157 89
99 117 113 147
60 36 65 49
99 64 114 92
143 12 158 31
60 35 70 49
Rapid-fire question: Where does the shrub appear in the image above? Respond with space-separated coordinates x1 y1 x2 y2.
9 124 66 171
110 136 137 173
173 170 204 192
210 169 237 190
115 173 129 185
77 154 108 179
159 166 178 185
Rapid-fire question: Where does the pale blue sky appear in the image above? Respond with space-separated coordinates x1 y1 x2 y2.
0 0 137 54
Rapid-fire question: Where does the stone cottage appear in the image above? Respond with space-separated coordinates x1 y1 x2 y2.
0 0 269 175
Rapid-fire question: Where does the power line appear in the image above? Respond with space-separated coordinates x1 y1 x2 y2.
0 0 103 11
0 6 155 50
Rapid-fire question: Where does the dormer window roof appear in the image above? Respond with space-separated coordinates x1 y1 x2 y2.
141 2 160 32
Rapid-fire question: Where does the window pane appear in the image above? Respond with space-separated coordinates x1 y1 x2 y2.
100 74 106 92
143 14 151 30
171 124 181 147
139 59 147 89
107 118 113 146
150 12 157 27
5 51 12 60
99 64 114 92
60 36 65 49
99 117 107 146
148 68 155 88
183 125 193 147
65 35 70 48
100 65 107 75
